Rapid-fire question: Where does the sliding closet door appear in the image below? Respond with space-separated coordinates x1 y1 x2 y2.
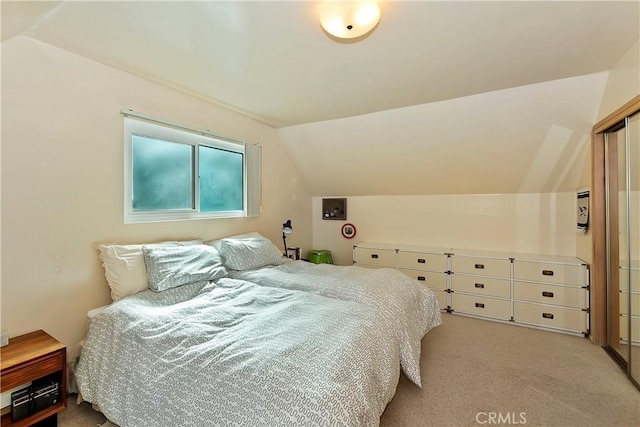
605 111 640 388
606 125 626 363
627 112 639 385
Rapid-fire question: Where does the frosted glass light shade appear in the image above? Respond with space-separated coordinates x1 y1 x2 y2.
320 1 381 39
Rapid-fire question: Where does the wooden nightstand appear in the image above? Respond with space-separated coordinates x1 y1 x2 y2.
1 330 67 426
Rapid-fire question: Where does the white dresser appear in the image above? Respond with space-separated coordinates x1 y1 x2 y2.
353 242 590 337
397 245 450 311
450 250 512 322
620 265 640 344
511 254 589 335
353 242 450 310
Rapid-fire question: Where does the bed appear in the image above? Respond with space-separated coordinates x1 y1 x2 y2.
75 233 441 426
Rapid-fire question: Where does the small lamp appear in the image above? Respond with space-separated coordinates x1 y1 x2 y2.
282 219 293 256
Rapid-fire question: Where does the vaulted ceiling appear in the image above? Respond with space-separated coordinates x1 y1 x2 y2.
2 1 638 127
2 1 639 196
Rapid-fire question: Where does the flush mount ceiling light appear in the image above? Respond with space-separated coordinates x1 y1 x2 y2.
320 1 381 40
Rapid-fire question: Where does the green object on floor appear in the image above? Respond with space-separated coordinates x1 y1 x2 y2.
308 249 333 264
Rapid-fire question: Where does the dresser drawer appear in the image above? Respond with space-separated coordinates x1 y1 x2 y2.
513 261 586 286
619 292 640 315
619 268 640 293
451 293 510 320
513 301 587 333
398 251 447 272
451 256 511 278
619 315 640 342
399 269 447 290
513 281 587 308
353 247 396 267
451 274 510 298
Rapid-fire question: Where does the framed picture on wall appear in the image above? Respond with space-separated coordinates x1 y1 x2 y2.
322 198 347 220
577 187 589 233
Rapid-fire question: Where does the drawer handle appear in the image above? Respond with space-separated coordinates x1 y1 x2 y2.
371 254 379 259
475 303 485 308
417 276 426 281
542 291 554 298
542 270 554 276
475 264 485 269
417 259 426 264
542 312 554 319
475 283 485 289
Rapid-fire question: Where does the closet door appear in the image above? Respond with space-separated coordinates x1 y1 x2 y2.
605 110 640 387
606 123 626 364
627 112 639 385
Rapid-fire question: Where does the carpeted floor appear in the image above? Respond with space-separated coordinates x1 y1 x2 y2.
59 313 639 426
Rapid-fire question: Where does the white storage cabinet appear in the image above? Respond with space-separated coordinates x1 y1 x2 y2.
353 242 590 337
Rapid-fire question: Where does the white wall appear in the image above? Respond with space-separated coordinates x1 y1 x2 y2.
597 40 640 122
279 73 606 197
0 36 312 353
312 193 577 265
575 39 640 265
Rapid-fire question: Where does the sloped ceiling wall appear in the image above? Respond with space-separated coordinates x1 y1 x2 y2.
2 2 633 199
278 73 607 196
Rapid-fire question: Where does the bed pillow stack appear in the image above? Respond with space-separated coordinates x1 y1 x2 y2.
219 236 285 271
97 240 202 301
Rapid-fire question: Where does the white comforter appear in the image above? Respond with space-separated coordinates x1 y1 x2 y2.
76 278 401 427
230 261 442 386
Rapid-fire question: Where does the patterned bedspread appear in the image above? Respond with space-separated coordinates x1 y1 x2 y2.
76 278 401 427
230 261 442 386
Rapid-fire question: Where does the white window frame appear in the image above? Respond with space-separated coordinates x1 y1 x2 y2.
123 113 261 223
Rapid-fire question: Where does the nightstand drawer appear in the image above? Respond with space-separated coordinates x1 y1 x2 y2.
513 301 587 333
452 256 511 277
451 275 510 298
1 352 63 391
513 261 586 286
399 269 447 290
451 293 510 320
398 251 447 272
513 281 587 308
353 247 396 267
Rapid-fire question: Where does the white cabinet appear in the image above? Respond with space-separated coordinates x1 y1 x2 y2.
353 243 449 311
450 250 512 321
353 242 590 337
620 266 640 344
397 246 450 311
512 255 589 335
352 243 396 268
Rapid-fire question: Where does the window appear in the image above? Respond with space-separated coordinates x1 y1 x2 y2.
124 114 261 223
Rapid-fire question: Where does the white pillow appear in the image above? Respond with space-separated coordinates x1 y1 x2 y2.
206 231 263 251
97 240 202 301
143 244 228 292
219 236 284 271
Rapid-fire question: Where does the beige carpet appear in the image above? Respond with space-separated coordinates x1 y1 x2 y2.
60 313 639 426
380 313 639 426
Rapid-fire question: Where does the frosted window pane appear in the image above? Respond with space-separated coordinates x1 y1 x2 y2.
199 146 243 211
132 135 193 210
